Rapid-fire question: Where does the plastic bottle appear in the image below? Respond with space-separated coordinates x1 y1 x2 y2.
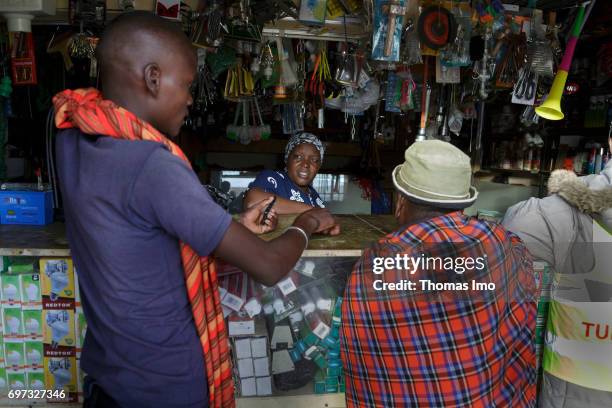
587 147 597 174
595 148 603 174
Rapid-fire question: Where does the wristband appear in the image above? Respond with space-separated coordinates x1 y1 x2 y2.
285 226 309 250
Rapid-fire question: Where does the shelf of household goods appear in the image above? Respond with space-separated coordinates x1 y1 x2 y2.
476 168 550 177
203 136 362 157
0 215 396 258
547 126 609 137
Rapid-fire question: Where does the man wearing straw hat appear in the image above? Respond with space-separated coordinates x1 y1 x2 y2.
340 140 538 407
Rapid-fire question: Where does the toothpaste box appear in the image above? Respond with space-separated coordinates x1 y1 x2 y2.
22 309 43 342
44 356 78 403
20 273 42 310
25 341 44 372
1 274 22 308
3 307 23 342
43 309 76 354
4 342 25 373
40 258 76 308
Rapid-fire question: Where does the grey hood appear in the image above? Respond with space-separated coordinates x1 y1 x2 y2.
548 164 612 228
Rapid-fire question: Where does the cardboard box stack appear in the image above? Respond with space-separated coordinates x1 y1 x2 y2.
231 318 272 397
0 258 35 397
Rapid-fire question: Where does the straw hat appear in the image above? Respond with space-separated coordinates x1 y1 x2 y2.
392 140 478 209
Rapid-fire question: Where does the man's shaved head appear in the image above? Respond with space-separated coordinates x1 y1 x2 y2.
96 11 196 137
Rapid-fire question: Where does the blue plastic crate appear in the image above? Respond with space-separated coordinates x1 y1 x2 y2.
0 189 53 225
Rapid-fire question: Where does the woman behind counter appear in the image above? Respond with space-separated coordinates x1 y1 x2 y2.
244 132 326 214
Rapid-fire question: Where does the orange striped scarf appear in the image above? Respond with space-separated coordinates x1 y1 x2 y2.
53 88 235 408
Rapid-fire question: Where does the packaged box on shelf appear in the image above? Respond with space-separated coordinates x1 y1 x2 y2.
256 376 272 396
25 341 43 372
26 371 45 390
228 314 255 337
1 274 22 308
77 359 85 404
20 273 41 310
6 372 26 390
271 349 294 374
253 357 270 377
4 342 25 373
250 336 267 359
240 377 256 397
74 268 81 308
3 307 23 341
43 309 76 353
0 188 53 225
76 309 87 354
237 358 254 379
270 325 293 350
234 338 252 360
44 356 78 403
0 365 6 395
314 370 326 394
1 256 37 274
326 366 342 377
325 383 339 393
22 309 43 341
39 258 76 308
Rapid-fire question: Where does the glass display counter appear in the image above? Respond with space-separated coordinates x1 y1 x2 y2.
0 215 397 407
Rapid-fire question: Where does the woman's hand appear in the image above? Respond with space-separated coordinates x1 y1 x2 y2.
239 196 278 235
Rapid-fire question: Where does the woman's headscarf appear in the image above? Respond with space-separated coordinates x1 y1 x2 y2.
284 132 325 164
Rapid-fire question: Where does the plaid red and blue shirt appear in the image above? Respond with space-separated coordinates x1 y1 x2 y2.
341 212 537 407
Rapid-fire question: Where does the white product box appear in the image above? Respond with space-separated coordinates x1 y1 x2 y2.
240 377 257 397
250 337 267 358
20 273 42 310
234 338 252 359
1 274 22 308
253 357 269 377
237 358 254 379
256 376 272 396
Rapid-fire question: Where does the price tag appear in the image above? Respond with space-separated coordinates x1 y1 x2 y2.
313 321 331 339
243 298 262 318
277 277 297 296
222 293 244 312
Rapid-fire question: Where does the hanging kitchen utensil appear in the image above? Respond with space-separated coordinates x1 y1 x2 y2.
495 33 527 89
402 18 422 66
254 97 271 140
276 37 298 87
440 5 471 67
527 9 554 78
416 57 431 142
418 5 457 51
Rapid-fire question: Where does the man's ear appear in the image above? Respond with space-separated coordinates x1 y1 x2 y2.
144 63 161 96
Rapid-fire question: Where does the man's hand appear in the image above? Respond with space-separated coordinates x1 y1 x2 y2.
239 197 278 235
293 208 341 236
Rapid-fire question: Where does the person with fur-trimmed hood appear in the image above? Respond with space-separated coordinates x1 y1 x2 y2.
502 137 612 408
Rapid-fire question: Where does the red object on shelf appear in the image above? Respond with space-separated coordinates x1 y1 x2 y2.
10 32 37 85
